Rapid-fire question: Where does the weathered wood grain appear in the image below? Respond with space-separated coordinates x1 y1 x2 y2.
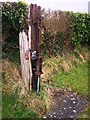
19 29 32 91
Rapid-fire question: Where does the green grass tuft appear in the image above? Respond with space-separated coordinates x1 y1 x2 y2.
50 62 88 99
2 92 38 118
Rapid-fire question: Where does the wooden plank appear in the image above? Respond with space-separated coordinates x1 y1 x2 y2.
19 31 31 91
28 6 32 91
23 31 29 90
19 32 27 89
28 25 32 91
19 26 32 91
19 5 33 91
19 32 25 83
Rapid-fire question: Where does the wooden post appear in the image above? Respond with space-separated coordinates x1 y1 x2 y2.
19 28 32 91
19 4 42 92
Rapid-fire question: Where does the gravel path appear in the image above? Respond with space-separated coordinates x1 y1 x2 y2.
44 89 88 119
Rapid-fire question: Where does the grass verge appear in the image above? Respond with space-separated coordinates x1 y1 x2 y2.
50 62 88 99
2 91 38 118
2 45 90 118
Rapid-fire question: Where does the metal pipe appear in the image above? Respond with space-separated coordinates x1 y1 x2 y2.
36 75 40 95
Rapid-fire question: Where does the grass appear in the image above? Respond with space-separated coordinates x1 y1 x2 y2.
47 60 89 118
2 59 47 118
77 107 89 119
2 45 90 118
41 46 89 118
3 46 20 67
50 62 88 99
2 91 38 118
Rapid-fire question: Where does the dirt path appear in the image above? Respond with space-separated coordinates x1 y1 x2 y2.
45 88 88 119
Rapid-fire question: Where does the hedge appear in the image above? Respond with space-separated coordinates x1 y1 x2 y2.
71 12 90 45
2 2 90 56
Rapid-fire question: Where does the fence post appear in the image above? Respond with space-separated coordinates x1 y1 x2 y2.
19 4 42 93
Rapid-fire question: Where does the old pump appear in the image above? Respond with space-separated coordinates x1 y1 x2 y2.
25 4 43 94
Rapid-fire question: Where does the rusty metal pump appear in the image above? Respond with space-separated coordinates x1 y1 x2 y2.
29 4 43 94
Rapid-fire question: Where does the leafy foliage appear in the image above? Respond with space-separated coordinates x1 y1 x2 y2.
2 2 28 61
2 1 28 32
2 2 90 56
71 12 90 46
2 1 28 49
41 10 90 56
42 10 74 56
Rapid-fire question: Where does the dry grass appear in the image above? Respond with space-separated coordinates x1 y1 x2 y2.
2 46 90 118
2 60 23 94
42 46 90 85
2 59 47 117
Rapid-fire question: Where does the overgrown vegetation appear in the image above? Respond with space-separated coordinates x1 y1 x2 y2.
2 92 38 118
42 10 90 55
2 1 28 49
2 2 90 56
2 2 28 32
2 45 89 118
41 46 90 118
71 12 90 45
2 1 90 119
2 60 47 118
